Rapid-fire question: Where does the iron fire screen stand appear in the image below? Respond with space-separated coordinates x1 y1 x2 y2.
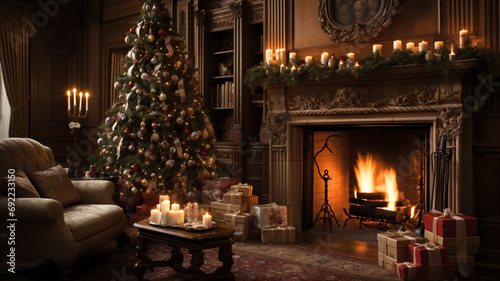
312 135 341 231
430 134 453 211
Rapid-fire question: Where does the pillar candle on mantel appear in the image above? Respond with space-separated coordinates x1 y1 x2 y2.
459 29 468 47
265 49 273 59
305 56 313 66
406 42 415 52
289 52 296 64
321 52 329 65
434 41 443 50
266 57 273 66
280 49 286 65
373 44 382 56
347 52 355 60
418 41 428 53
393 40 402 51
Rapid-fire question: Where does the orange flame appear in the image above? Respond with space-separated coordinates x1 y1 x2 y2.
410 205 417 219
354 153 399 211
450 45 455 55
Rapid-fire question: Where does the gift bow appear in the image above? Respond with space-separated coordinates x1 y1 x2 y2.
431 208 468 277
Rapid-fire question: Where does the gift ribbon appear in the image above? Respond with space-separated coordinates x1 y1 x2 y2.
431 208 468 277
178 78 186 103
396 262 416 279
165 35 174 58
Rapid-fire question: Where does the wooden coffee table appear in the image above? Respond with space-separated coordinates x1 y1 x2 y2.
133 219 235 280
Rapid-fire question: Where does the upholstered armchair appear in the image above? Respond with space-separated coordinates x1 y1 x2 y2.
0 138 127 276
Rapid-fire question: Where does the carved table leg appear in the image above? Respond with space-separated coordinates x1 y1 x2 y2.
167 245 184 273
215 245 235 280
190 249 206 276
134 237 153 281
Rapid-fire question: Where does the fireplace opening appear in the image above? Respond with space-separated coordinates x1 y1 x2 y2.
302 125 429 232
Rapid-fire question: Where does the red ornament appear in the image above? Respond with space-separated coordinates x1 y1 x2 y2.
182 141 186 145
201 151 207 157
131 164 139 172
184 129 191 134
124 128 130 133
161 157 167 162
158 29 166 37
129 81 135 87
129 28 135 34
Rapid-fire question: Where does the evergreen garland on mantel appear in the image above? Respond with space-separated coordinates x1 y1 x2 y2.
244 46 500 110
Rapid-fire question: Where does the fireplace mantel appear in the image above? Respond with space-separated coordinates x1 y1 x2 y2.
263 59 481 231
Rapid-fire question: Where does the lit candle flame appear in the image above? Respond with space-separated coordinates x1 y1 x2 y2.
355 61 360 67
450 45 455 55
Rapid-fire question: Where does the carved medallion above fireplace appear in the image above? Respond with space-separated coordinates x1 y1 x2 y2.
264 59 480 231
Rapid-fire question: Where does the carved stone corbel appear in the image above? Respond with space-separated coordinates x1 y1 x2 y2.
229 2 242 19
195 9 206 26
437 106 464 141
267 113 289 146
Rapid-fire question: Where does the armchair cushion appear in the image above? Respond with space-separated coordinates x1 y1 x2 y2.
30 165 81 207
63 204 125 241
0 171 40 198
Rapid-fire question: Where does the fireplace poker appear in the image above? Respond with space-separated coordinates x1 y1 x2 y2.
431 134 453 211
313 134 341 231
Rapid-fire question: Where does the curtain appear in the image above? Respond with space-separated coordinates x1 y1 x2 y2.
0 11 34 137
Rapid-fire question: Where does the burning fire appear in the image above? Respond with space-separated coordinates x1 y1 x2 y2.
410 205 417 219
354 153 399 211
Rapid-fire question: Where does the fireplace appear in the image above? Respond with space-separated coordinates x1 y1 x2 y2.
264 60 479 232
302 125 429 231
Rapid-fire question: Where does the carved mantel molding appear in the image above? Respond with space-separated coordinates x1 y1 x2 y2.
265 59 480 146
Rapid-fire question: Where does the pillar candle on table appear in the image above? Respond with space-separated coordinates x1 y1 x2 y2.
203 212 212 228
161 200 170 212
171 203 180 211
321 52 329 65
177 210 185 225
150 209 160 224
305 56 313 66
168 210 177 225
406 42 414 52
161 209 169 225
434 41 443 50
280 49 286 65
373 44 382 56
393 40 402 51
419 41 428 53
459 29 468 47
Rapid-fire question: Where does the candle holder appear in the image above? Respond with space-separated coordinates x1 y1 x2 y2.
68 103 88 133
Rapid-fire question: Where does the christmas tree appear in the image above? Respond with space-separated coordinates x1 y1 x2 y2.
89 0 217 195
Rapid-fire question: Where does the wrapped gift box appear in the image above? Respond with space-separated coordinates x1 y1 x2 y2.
210 201 244 222
203 178 240 192
416 263 457 280
222 191 243 204
448 254 475 275
393 262 417 281
408 243 449 265
424 213 478 237
377 231 426 265
424 230 480 255
224 211 251 242
135 204 153 216
250 203 287 229
378 252 385 267
240 195 259 212
384 255 397 271
260 226 295 244
230 183 253 197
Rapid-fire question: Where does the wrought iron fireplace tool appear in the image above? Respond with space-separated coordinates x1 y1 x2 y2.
431 134 454 212
415 134 427 237
313 134 341 231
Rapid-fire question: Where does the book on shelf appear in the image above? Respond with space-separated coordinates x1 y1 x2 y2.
212 81 234 108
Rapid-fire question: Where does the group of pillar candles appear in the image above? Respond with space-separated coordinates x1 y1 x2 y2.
149 195 213 228
265 30 469 69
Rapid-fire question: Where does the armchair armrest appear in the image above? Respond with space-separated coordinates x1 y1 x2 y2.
0 197 63 222
72 180 115 204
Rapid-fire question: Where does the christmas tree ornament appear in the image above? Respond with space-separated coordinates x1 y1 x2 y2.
170 147 177 153
180 164 186 172
140 121 146 127
131 186 138 194
191 131 200 140
152 4 158 12
97 138 104 146
151 131 160 141
147 34 155 42
129 27 135 34
180 110 186 117
129 81 135 87
137 89 142 95
158 29 166 37
171 74 179 82
187 159 195 168
128 144 136 152
151 122 157 128
114 81 123 90
183 129 190 135
159 93 167 101
131 164 139 172
130 132 137 139
138 148 144 155
163 71 170 78
166 159 174 168
125 35 131 44
176 117 183 125
135 105 141 111
183 153 190 160
208 157 215 165
123 169 130 177
141 178 149 187
188 108 194 115
149 154 157 161
174 60 182 68
151 56 158 64
107 157 113 164
113 136 120 143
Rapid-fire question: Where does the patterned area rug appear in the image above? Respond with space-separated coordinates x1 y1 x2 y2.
1 239 400 281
